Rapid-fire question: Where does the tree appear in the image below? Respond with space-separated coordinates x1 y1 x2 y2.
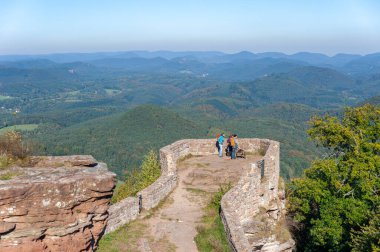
111 150 161 203
137 150 161 189
351 211 380 252
288 104 380 251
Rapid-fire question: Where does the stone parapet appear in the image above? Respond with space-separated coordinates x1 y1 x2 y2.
137 174 177 210
220 139 295 252
105 197 140 234
159 139 191 174
106 138 294 252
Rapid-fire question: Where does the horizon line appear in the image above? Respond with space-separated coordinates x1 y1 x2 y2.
1 49 379 58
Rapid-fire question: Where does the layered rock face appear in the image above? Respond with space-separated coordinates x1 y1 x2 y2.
0 155 116 252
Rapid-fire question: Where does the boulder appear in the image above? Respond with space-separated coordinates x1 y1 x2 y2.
0 156 116 252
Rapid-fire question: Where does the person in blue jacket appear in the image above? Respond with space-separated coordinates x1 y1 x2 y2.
217 133 225 157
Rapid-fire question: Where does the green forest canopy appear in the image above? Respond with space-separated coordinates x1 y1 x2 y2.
288 104 380 251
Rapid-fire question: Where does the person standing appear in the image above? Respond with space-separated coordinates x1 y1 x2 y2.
231 134 238 159
230 134 235 159
227 135 233 156
215 133 221 154
217 133 225 157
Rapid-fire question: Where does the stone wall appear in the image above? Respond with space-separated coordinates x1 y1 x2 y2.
105 140 190 234
106 138 265 234
105 197 140 234
137 174 177 210
220 139 295 251
0 155 116 252
106 139 294 252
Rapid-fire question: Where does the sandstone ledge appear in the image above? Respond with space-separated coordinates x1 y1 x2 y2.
0 155 116 252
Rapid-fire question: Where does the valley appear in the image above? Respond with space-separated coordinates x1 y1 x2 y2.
1 50 380 179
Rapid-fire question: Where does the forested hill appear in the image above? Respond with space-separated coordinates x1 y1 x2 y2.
28 103 319 180
33 105 209 177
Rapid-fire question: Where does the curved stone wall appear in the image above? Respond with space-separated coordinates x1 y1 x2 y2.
106 138 294 252
106 139 217 233
220 139 295 251
106 139 265 232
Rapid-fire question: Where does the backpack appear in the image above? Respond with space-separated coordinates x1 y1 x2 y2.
216 140 219 148
216 133 221 139
230 137 235 147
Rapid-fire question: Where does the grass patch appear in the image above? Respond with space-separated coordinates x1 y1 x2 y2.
65 90 80 96
195 184 232 252
97 221 147 252
185 187 208 195
0 171 20 180
97 219 176 252
0 155 11 169
64 99 82 103
0 124 38 134
0 95 12 101
105 88 122 96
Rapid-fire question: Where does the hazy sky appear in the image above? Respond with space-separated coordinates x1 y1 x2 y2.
1 0 379 55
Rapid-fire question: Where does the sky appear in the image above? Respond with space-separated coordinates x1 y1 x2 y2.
0 0 380 55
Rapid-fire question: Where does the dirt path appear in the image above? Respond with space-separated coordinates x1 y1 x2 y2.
142 154 261 252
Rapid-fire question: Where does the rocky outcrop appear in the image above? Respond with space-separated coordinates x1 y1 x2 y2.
0 155 116 252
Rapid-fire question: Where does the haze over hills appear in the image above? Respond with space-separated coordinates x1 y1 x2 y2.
1 50 380 179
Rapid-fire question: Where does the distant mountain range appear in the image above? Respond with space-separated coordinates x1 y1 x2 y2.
1 51 379 80
0 50 364 63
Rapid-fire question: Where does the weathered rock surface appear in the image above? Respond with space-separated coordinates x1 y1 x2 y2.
0 155 116 252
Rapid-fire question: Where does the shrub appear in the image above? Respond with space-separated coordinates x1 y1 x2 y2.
0 154 11 168
0 131 31 169
112 150 161 203
137 150 161 189
0 131 30 159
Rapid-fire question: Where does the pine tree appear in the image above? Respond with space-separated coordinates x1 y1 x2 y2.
138 150 161 189
111 150 161 203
